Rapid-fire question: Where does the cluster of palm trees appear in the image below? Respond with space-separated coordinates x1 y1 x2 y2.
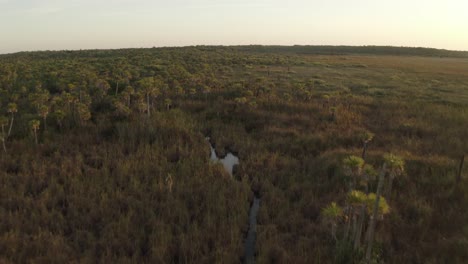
0 68 210 150
0 103 17 152
322 132 405 262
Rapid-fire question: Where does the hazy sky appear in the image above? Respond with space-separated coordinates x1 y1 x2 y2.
1 0 467 54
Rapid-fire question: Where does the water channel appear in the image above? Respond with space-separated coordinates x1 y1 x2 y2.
206 137 260 264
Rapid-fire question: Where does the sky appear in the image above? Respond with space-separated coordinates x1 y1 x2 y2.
1 0 467 54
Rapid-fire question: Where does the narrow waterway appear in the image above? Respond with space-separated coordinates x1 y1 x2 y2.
244 196 260 264
206 137 260 263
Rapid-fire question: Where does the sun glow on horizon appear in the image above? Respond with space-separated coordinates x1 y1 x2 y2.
0 0 467 54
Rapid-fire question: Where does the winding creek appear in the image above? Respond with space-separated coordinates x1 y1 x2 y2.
206 137 260 264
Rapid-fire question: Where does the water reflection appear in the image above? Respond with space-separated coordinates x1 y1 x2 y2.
206 137 239 176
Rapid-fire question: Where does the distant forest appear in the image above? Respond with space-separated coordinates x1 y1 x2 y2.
2 45 468 59
236 45 468 57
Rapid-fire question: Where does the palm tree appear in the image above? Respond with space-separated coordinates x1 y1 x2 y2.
352 164 377 249
343 155 365 190
329 106 337 122
138 77 163 117
365 193 390 217
173 80 185 99
136 97 147 115
322 94 330 108
121 86 134 107
201 85 211 101
112 99 131 117
7 102 17 137
95 79 111 99
361 131 375 160
322 202 343 240
54 110 66 130
362 164 377 194
234 97 248 105
112 68 130 95
457 154 465 184
189 88 197 97
346 190 367 244
164 98 172 110
76 103 91 126
38 105 49 131
0 116 8 153
383 153 405 199
29 88 50 109
283 92 292 102
30 119 40 145
342 155 365 241
365 163 389 262
166 173 174 193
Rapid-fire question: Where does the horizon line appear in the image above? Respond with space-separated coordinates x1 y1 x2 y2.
1 44 468 56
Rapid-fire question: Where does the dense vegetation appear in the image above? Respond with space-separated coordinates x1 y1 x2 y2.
0 46 467 263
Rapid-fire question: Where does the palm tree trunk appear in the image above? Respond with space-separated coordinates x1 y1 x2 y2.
34 129 38 145
344 206 352 240
385 174 395 200
8 114 14 137
71 103 77 126
332 222 337 241
457 154 465 183
361 142 368 160
115 81 119 95
1 139 6 153
356 173 370 249
364 173 370 194
351 212 358 241
1 125 6 153
354 205 366 249
146 93 151 117
365 163 387 262
13 65 18 87
352 210 357 238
